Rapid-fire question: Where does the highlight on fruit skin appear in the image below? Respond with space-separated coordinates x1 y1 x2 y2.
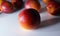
25 0 41 12
46 1 60 16
1 1 14 13
18 9 40 30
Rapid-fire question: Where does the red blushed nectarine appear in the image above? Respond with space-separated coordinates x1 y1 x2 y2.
46 1 60 16
11 0 24 9
18 9 40 30
1 1 14 13
25 0 41 12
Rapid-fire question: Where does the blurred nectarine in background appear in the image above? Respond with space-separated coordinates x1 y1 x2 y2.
0 0 3 11
46 1 60 16
25 0 41 12
11 0 24 9
1 1 14 13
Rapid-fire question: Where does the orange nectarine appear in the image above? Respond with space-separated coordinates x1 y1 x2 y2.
25 0 41 12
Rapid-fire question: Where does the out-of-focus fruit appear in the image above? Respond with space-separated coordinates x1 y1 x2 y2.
0 0 3 11
0 0 4 5
25 0 41 12
0 0 5 5
47 1 60 16
1 1 14 13
0 0 2 5
18 9 40 30
42 0 54 4
11 0 24 9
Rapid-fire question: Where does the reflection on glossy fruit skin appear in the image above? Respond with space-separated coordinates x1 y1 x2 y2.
18 9 40 30
1 1 14 13
11 0 24 9
25 0 41 12
47 1 60 16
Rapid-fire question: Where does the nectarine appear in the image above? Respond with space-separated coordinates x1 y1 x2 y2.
11 0 24 9
18 9 40 30
0 0 3 11
1 1 14 13
25 0 41 12
47 1 60 16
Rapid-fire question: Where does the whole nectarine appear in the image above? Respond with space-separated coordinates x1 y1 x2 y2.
25 0 41 12
18 9 40 30
47 1 60 16
1 1 14 13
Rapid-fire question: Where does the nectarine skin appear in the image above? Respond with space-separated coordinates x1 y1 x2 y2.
0 0 3 11
47 1 60 16
1 1 14 13
11 0 24 9
18 9 40 30
25 0 41 12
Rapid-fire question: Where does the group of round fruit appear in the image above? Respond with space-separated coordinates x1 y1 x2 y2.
0 0 41 30
0 0 60 30
0 0 24 13
0 0 41 13
18 0 41 30
19 0 60 30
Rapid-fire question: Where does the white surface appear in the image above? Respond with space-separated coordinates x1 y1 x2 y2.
0 1 60 36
